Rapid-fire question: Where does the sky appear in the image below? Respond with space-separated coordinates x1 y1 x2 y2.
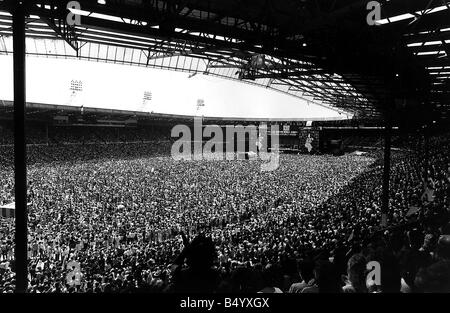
0 55 347 119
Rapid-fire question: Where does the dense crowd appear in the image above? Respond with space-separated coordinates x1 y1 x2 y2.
0 129 449 293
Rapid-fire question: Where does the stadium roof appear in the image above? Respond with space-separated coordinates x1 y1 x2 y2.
0 100 350 124
0 0 449 124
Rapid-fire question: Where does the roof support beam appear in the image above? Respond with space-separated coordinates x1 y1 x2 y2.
12 0 28 294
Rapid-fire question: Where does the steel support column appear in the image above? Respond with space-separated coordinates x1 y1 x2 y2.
13 0 28 293
421 125 430 220
381 123 392 227
424 126 429 183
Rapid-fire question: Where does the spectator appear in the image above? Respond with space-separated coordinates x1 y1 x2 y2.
289 259 315 293
415 261 450 293
342 254 368 293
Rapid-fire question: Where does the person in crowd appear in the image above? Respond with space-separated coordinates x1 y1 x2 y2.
342 254 368 293
258 264 283 293
167 234 220 293
415 260 450 293
302 260 341 293
289 259 315 293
